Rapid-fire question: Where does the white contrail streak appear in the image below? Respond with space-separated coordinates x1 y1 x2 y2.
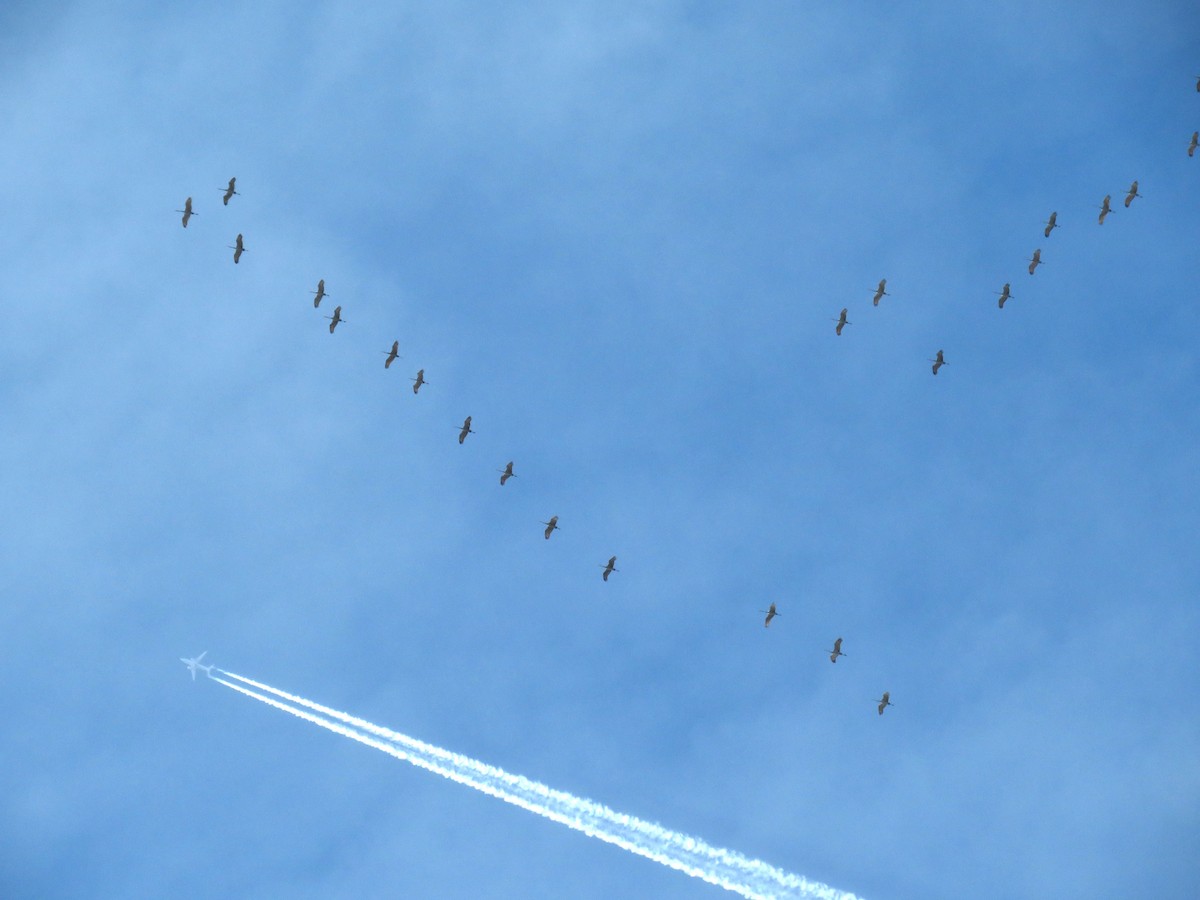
212 670 860 900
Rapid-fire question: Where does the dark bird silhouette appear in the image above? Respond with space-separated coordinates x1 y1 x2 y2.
930 349 946 375
499 461 515 485
1044 211 1058 238
872 279 888 306
229 233 245 263
325 305 344 333
458 416 474 444
834 308 850 336
600 556 618 582
311 279 327 308
222 177 238 206
176 197 196 228
411 369 427 394
828 637 845 663
383 341 401 369
876 692 892 715
542 516 559 540
761 602 779 628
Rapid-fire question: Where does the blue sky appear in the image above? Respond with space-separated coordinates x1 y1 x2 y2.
2 2 1198 898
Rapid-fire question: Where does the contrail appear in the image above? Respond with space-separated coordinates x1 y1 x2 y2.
212 669 860 900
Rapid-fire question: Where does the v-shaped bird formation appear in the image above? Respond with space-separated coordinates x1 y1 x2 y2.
174 79 1198 719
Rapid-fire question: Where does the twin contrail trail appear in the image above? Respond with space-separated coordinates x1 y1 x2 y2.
211 669 860 900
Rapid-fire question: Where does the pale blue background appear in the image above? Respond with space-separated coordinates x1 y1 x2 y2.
2 3 1198 898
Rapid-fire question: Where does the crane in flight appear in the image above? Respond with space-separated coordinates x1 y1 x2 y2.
542 516 559 540
382 341 401 369
834 308 850 336
325 305 344 333
872 279 888 306
1027 248 1043 275
221 177 239 206
1123 180 1141 208
995 282 1012 309
176 197 196 228
1043 211 1059 238
600 555 618 581
828 637 845 663
1189 132 1198 158
499 461 516 485
458 416 474 444
1098 194 1114 225
411 369 427 394
929 349 946 375
876 692 892 715
761 602 779 628
229 233 246 263
311 279 327 308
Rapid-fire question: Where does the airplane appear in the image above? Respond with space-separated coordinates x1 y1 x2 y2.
828 637 846 663
761 602 779 628
499 460 515 485
600 555 618 581
180 651 213 681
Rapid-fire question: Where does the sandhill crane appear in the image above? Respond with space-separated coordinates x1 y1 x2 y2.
761 602 779 628
411 369 427 394
222 177 238 206
325 305 344 333
1190 132 1199 158
311 279 327 308
1098 194 1113 225
834 307 850 336
600 555 618 582
542 516 559 540
1028 248 1043 275
382 341 401 369
873 279 888 306
458 416 474 444
876 692 892 715
229 233 245 263
498 460 515 485
176 197 196 228
828 637 845 663
995 282 1012 309
1124 180 1141 208
929 349 946 375
1044 211 1059 238
1195 75 1200 92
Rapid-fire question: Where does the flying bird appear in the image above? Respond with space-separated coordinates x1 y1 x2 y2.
176 197 196 228
458 416 474 444
1028 248 1042 275
311 279 327 308
876 692 892 715
1043 211 1059 238
828 637 845 663
325 305 344 333
222 177 238 206
1189 132 1198 158
600 556 618 582
1195 75 1200 92
1124 180 1141 208
411 369 427 394
229 233 245 263
498 460 515 485
995 282 1012 309
929 349 946 375
382 340 401 369
542 516 559 540
834 307 850 336
872 279 888 306
761 602 779 628
1098 194 1113 225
